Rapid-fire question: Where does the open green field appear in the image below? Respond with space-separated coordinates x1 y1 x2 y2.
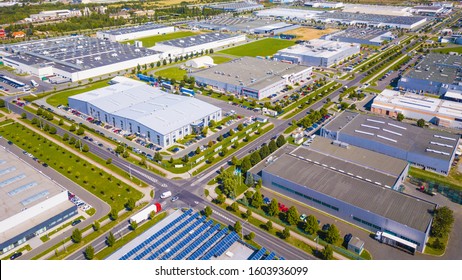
46 79 110 107
219 38 295 57
124 31 198 48
0 121 143 211
211 55 234 64
409 167 462 191
433 46 462 54
155 67 187 80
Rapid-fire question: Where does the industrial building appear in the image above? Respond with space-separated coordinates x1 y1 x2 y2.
0 35 162 83
371 89 462 129
321 28 394 46
305 2 344 9
321 111 459 175
28 9 82 21
341 4 412 16
274 39 360 67
205 2 264 13
398 53 462 96
108 209 282 260
410 5 449 16
151 33 246 58
254 8 324 21
190 17 299 34
68 77 222 147
96 24 175 42
185 56 215 68
0 148 77 254
251 142 435 253
190 56 312 100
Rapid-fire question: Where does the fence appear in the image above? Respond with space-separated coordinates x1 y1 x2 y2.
409 177 462 205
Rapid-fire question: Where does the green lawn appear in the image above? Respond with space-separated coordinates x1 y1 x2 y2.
211 55 234 64
0 122 143 211
219 38 295 57
409 167 462 191
155 67 187 81
46 79 111 107
433 46 462 54
123 31 198 48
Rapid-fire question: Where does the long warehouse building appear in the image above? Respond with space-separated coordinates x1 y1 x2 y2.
254 143 436 253
320 111 459 175
96 23 175 42
191 56 312 100
68 77 222 147
0 148 77 254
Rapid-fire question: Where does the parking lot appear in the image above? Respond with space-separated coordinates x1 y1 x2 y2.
0 69 54 94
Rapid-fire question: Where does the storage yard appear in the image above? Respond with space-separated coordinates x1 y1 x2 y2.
283 27 339 41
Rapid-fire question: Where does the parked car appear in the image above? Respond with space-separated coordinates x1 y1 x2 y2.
322 224 331 231
71 219 82 226
10 252 22 260
344 233 353 244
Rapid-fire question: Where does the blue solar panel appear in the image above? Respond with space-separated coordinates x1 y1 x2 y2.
133 212 200 260
119 209 193 260
279 256 285 260
174 223 220 260
162 220 213 260
263 252 276 260
187 227 228 260
201 231 239 260
249 247 266 260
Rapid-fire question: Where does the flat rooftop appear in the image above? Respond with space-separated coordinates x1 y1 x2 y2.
263 153 436 232
342 4 412 16
373 89 462 122
318 11 426 26
191 56 310 91
327 27 390 41
100 23 170 36
323 111 459 161
155 33 242 48
276 39 359 59
403 53 462 85
190 17 296 33
206 2 263 11
69 77 221 135
254 8 324 19
2 35 160 73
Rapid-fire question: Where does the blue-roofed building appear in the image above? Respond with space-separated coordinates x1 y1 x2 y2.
107 209 282 260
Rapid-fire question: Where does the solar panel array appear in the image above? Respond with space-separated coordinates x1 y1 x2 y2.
187 227 228 260
174 223 220 260
249 247 267 260
200 231 239 260
263 252 276 260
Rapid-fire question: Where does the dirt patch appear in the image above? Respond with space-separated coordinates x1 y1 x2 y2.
284 27 339 41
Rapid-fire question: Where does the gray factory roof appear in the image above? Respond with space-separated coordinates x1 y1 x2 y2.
2 35 160 73
100 23 170 36
318 11 426 25
403 53 462 85
326 27 391 41
263 153 436 232
69 78 221 135
156 33 241 48
276 39 359 59
190 17 296 33
205 1 263 11
191 56 310 91
323 111 459 161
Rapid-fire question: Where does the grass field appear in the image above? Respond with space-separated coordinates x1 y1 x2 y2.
409 167 462 191
433 46 462 54
155 67 187 80
124 31 198 48
283 27 338 40
46 79 110 107
211 55 234 64
219 38 295 57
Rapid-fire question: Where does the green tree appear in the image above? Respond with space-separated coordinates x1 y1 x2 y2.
397 113 404 121
125 198 136 211
244 172 254 187
92 221 100 232
268 140 277 153
182 155 189 163
84 245 94 260
49 126 57 134
109 208 118 220
268 198 279 217
71 228 82 243
234 220 242 235
230 201 239 212
304 215 319 235
417 118 425 127
154 152 162 162
76 127 84 135
241 158 252 173
286 206 299 226
69 124 76 132
130 220 138 230
281 227 291 239
231 156 240 166
237 123 244 131
431 206 454 238
325 224 340 244
209 119 216 127
82 144 89 152
106 158 112 164
21 112 27 119
276 135 286 147
322 244 334 260
69 137 76 145
195 146 201 155
204 206 213 217
431 238 445 250
246 209 252 219
249 151 261 166
245 232 255 241
259 145 270 159
251 190 263 209
266 220 273 231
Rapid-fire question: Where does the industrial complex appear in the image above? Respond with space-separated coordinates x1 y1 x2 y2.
205 1 264 13
68 77 222 147
190 17 299 35
191 56 312 100
274 39 360 67
321 28 394 46
0 148 77 254
371 89 462 129
250 139 435 253
108 209 280 260
0 35 162 83
321 111 459 175
96 24 175 42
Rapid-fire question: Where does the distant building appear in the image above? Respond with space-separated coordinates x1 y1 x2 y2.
371 89 462 129
274 39 360 67
29 9 82 21
205 1 264 13
348 237 365 254
322 28 394 46
11 31 25 38
0 29 6 39
97 24 175 42
411 5 447 16
190 17 299 35
185 56 215 68
304 1 344 9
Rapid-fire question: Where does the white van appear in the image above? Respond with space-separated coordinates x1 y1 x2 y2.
160 191 172 199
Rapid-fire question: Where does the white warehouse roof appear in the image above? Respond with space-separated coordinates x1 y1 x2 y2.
277 39 360 59
69 77 221 135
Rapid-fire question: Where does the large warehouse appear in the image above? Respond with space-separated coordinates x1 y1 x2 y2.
320 111 459 175
254 144 436 253
254 8 324 21
0 35 162 83
191 56 312 100
190 17 299 34
0 148 77 254
371 89 462 129
205 1 264 13
341 4 412 16
274 39 360 67
316 12 427 29
398 53 462 95
151 33 246 58
96 23 175 42
321 28 394 46
108 209 281 260
68 77 222 147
